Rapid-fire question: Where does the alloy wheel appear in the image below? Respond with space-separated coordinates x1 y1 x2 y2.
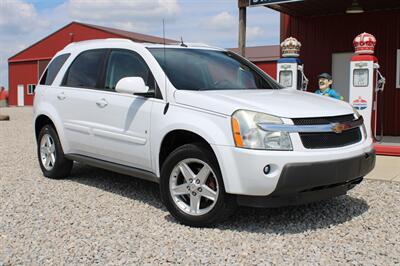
40 133 56 171
169 158 219 216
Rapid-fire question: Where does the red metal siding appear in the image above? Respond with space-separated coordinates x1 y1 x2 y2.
255 61 277 80
8 61 38 106
10 23 121 62
282 10 400 135
8 23 122 106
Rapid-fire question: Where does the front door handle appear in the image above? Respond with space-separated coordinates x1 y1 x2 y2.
96 98 108 108
57 92 66 100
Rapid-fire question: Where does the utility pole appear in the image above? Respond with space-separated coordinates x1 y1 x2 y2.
238 0 247 57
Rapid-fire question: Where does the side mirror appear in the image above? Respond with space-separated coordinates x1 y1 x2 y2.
115 77 149 95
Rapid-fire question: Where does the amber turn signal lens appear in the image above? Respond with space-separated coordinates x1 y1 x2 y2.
231 117 244 147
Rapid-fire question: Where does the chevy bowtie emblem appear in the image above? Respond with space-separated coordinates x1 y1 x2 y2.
331 123 350 134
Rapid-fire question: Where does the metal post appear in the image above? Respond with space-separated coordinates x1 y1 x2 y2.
238 0 247 57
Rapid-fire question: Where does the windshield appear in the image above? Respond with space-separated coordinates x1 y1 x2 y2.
148 48 282 91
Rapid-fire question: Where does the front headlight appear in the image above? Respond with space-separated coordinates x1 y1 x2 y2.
231 110 293 150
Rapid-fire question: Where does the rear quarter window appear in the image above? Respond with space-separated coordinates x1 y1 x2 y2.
39 53 70 86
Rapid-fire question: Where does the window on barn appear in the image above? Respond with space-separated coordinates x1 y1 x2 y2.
27 84 36 95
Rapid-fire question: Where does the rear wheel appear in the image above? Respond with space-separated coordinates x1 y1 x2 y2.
37 125 73 179
160 144 236 227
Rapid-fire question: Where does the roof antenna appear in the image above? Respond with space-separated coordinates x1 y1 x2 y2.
163 19 169 115
180 36 187 47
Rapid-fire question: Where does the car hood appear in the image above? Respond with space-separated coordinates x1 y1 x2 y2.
174 89 354 118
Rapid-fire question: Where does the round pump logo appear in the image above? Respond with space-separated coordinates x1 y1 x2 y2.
352 96 367 110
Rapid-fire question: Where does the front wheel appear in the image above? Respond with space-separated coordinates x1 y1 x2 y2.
160 144 236 227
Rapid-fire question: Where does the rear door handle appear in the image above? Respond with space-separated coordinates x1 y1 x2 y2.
57 92 66 100
96 98 108 108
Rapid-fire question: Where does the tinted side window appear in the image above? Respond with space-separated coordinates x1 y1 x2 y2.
40 54 70 85
63 49 107 88
105 50 156 93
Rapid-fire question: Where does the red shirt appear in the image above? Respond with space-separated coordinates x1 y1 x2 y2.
0 90 8 100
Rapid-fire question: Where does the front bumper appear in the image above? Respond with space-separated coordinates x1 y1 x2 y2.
212 138 375 197
236 150 375 207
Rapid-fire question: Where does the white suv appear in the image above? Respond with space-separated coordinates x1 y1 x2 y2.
33 39 375 226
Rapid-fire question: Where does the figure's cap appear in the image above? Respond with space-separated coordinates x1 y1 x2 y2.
317 73 332 80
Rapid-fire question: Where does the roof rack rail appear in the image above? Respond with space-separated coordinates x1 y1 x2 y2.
104 38 133 42
169 42 224 50
64 38 133 49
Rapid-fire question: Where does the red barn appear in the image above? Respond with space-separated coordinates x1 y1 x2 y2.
7 21 175 106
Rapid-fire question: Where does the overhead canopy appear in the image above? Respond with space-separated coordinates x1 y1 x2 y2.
264 0 400 16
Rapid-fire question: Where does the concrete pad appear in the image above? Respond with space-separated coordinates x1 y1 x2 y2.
365 155 400 182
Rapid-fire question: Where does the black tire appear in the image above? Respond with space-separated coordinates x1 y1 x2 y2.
37 125 73 179
160 143 237 227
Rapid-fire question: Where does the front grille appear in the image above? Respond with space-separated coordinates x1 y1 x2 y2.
292 115 362 149
292 114 355 125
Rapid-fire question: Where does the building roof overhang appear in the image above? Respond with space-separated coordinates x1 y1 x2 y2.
264 0 400 17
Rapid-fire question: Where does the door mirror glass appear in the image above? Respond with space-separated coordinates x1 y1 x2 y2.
115 77 149 95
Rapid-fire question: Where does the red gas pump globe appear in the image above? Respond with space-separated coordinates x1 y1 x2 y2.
353 32 376 55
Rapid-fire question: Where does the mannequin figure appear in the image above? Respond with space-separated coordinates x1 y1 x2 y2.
314 73 343 100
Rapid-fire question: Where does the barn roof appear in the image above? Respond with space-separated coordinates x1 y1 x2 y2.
8 21 176 62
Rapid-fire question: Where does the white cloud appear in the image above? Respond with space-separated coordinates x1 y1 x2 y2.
65 0 181 32
0 0 53 89
208 11 235 30
0 0 46 35
198 10 272 46
247 26 264 40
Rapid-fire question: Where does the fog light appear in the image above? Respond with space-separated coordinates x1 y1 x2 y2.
263 165 271 175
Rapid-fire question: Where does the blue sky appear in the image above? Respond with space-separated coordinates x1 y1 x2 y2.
26 0 64 9
0 0 280 88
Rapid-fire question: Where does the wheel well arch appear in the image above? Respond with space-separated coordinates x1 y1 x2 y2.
35 115 56 140
159 130 215 171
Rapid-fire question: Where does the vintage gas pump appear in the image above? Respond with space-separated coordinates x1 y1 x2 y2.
277 37 308 91
349 32 385 141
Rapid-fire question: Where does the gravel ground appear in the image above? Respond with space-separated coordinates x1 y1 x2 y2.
0 107 399 265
